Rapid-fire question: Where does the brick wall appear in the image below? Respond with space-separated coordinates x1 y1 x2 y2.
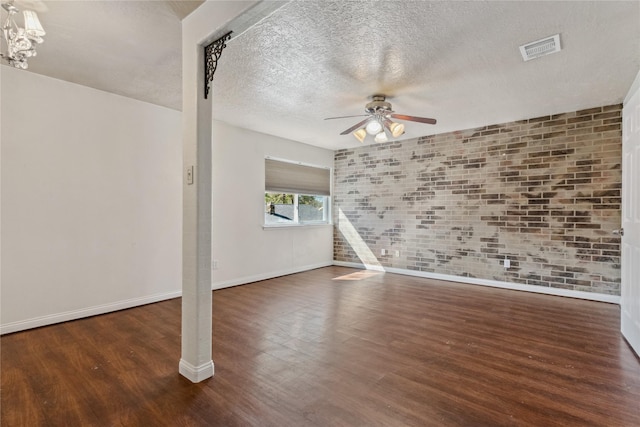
333 105 622 295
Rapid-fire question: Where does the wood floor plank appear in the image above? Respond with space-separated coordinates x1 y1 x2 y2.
2 266 639 426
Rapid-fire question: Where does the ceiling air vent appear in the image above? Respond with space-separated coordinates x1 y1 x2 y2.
519 34 561 61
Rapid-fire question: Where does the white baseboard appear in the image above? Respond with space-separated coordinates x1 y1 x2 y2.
0 290 182 335
6 260 612 335
179 359 214 383
1 262 333 335
333 261 621 304
212 261 333 290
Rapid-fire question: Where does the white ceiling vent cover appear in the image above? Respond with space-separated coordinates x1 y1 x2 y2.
519 34 561 61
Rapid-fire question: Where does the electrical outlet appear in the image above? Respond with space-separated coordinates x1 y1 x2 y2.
504 257 510 269
395 250 400 257
381 249 386 256
212 259 219 270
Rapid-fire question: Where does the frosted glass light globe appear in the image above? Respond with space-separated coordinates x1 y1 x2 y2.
374 132 388 143
365 120 382 135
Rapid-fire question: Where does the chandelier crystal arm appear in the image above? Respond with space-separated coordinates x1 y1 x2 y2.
1 2 17 44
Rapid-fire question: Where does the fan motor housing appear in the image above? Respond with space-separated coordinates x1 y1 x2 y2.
365 95 392 114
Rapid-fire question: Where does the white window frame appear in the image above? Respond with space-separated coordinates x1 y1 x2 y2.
264 157 331 229
264 192 330 228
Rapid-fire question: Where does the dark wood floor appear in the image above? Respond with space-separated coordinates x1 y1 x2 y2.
2 266 639 426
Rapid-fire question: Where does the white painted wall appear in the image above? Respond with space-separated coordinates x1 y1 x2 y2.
0 66 335 334
1 67 183 334
211 120 334 289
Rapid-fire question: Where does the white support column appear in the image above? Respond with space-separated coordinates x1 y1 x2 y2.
179 42 214 382
180 0 260 383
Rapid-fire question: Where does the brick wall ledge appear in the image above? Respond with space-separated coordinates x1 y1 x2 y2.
332 261 620 304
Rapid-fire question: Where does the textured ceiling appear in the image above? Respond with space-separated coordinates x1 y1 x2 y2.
4 1 640 151
212 1 640 150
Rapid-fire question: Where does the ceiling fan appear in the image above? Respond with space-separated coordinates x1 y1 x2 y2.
325 95 437 143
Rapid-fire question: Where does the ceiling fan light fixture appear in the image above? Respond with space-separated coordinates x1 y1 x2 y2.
365 120 382 135
374 132 388 143
328 95 436 141
388 121 405 137
352 128 367 143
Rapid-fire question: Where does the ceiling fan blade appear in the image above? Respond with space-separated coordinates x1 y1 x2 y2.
340 118 371 135
324 114 369 120
390 114 437 125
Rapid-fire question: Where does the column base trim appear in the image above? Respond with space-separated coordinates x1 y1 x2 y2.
179 359 214 383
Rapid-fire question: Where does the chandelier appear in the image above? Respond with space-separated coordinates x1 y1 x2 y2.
1 1 45 69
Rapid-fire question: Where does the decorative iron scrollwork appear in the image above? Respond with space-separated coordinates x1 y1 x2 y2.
204 31 232 99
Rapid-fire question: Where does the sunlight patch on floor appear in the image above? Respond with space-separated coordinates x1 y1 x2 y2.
332 270 383 281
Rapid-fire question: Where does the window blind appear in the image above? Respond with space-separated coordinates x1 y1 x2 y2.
265 159 330 196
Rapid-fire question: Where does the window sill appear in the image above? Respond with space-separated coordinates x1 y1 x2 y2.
262 223 332 230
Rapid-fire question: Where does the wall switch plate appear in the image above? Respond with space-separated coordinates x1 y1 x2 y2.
381 249 386 255
395 250 400 257
186 166 194 185
212 260 218 270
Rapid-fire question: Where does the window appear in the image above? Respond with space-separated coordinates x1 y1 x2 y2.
264 158 330 226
